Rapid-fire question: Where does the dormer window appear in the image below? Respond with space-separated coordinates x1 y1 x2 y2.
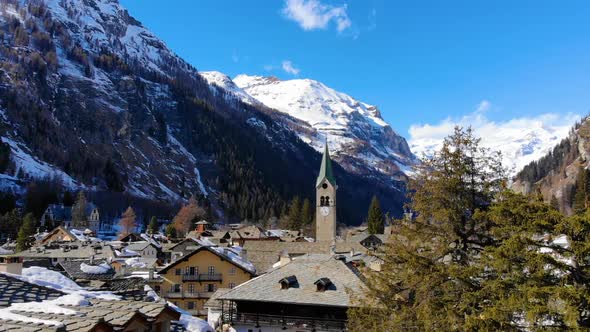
314 278 333 292
279 275 298 290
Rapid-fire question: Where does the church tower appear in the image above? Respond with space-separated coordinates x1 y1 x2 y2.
315 142 337 242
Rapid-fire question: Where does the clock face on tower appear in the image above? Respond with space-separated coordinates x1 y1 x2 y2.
320 206 330 217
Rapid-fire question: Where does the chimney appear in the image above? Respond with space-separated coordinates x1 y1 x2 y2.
279 250 291 266
89 255 94 265
148 268 154 280
240 249 248 261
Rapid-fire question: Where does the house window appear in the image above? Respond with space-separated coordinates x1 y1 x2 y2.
208 266 215 275
185 266 190 275
175 268 181 276
189 266 196 275
154 285 160 292
229 283 236 289
229 267 236 276
206 284 216 292
188 284 194 294
187 301 195 310
173 284 181 292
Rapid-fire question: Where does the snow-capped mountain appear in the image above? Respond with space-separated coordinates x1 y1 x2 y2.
410 118 576 175
203 73 417 180
0 0 409 223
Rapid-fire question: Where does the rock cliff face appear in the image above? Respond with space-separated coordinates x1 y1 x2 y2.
0 0 409 223
513 117 588 215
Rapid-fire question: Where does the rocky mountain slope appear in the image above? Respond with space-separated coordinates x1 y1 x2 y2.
512 117 588 214
203 72 417 181
410 118 575 176
0 0 409 223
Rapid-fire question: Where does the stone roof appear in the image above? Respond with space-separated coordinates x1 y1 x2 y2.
125 241 155 252
0 298 181 331
18 243 115 260
0 273 64 308
57 259 115 281
219 254 364 308
242 241 367 274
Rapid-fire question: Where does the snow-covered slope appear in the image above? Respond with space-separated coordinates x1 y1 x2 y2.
410 119 575 175
231 74 417 179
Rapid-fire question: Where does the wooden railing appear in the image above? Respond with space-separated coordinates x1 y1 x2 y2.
182 273 223 282
225 312 347 331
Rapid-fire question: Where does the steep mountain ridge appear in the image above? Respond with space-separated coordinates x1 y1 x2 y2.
203 72 417 182
513 116 589 215
0 0 408 223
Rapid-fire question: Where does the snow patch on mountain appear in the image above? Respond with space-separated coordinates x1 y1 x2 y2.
409 111 580 175
231 74 416 178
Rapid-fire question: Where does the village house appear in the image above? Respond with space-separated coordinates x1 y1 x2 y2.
0 248 22 275
40 202 102 233
216 254 366 331
156 243 255 317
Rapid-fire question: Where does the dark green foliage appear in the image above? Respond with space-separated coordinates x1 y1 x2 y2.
367 195 384 234
62 191 74 206
16 213 36 251
573 167 588 214
165 223 176 238
550 194 560 211
24 179 60 219
103 160 125 192
0 192 16 215
0 209 21 241
349 127 506 331
286 196 302 230
0 140 10 173
71 191 87 227
148 216 158 234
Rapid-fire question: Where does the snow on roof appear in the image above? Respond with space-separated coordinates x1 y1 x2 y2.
80 262 112 274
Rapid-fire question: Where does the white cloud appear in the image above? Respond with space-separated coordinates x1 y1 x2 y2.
408 100 581 174
283 0 352 32
476 99 491 113
281 60 300 75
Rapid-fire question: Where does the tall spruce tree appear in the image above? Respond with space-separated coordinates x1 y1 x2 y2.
148 216 159 234
573 167 589 215
348 127 506 331
286 196 302 230
16 213 36 251
71 191 87 228
367 195 384 234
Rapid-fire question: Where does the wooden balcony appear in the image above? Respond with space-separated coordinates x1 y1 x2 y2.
225 312 347 331
182 273 222 282
164 291 215 299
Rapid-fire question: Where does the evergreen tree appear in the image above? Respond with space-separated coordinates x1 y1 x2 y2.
16 213 36 251
348 127 506 331
286 196 302 230
301 198 313 226
366 195 384 234
550 194 560 211
148 216 159 234
0 209 21 241
573 167 587 215
62 190 74 206
71 191 88 228
165 223 177 238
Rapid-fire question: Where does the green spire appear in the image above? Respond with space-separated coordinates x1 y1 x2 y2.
316 141 337 187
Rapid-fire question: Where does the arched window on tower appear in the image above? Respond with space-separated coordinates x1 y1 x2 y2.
325 196 330 206
320 196 325 206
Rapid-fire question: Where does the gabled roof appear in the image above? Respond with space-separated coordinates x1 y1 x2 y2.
158 245 255 275
58 259 116 281
0 273 64 308
316 142 336 188
219 254 365 307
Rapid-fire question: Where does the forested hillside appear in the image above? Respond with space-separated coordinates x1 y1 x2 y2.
0 0 407 225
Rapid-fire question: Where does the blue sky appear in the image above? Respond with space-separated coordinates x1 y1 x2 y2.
120 0 590 138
